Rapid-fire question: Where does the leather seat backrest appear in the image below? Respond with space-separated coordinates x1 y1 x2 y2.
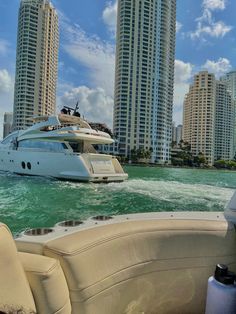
0 223 36 313
44 219 236 314
19 252 71 314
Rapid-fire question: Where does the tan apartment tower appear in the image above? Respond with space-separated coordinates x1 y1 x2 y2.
114 0 176 163
183 71 216 165
183 71 234 165
13 0 59 130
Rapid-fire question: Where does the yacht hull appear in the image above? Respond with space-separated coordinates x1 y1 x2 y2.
0 150 128 182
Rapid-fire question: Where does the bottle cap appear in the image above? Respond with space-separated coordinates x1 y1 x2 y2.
214 264 235 285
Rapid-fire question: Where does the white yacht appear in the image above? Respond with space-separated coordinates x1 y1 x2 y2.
0 114 128 182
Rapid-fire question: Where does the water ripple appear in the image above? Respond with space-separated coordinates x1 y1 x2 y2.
0 167 235 233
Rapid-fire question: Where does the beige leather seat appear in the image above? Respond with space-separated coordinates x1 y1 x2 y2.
43 219 236 314
0 223 36 313
20 253 71 314
0 223 71 314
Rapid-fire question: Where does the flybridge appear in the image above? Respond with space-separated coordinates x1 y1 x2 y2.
28 114 91 130
17 114 114 144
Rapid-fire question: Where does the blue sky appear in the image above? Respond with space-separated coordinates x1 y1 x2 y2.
0 0 236 137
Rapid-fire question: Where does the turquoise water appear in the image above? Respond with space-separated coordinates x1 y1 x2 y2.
0 166 235 234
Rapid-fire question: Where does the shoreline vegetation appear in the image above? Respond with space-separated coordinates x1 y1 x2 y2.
122 162 236 171
118 141 236 171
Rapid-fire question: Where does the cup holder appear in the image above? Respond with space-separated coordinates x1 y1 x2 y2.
58 220 84 227
92 215 113 221
24 228 54 236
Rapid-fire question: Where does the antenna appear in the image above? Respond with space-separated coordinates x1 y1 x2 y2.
75 101 79 113
61 101 80 117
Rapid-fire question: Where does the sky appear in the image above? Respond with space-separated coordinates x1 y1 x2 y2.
0 0 236 138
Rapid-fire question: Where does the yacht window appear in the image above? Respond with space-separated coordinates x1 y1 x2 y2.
18 140 68 152
86 143 97 153
1 133 18 145
69 142 84 153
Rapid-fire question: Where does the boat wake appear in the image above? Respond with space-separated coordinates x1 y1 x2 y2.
0 173 235 233
107 179 234 211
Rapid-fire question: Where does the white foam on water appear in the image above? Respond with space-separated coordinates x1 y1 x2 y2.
107 179 235 209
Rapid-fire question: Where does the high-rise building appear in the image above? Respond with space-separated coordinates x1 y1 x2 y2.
220 71 236 155
172 123 182 144
215 81 234 161
114 0 176 163
183 71 234 165
221 71 236 101
183 71 216 165
176 124 183 144
3 112 13 139
13 0 59 130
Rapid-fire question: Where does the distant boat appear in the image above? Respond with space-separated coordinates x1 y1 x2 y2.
0 114 128 182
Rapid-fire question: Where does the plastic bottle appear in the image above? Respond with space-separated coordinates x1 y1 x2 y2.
205 264 236 314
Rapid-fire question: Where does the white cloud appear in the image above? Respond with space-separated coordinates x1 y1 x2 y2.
202 57 231 77
203 0 226 11
56 11 116 129
176 21 183 33
175 60 193 84
60 86 114 127
173 60 194 124
190 0 232 40
0 69 13 93
62 23 115 97
102 1 117 34
191 20 232 39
